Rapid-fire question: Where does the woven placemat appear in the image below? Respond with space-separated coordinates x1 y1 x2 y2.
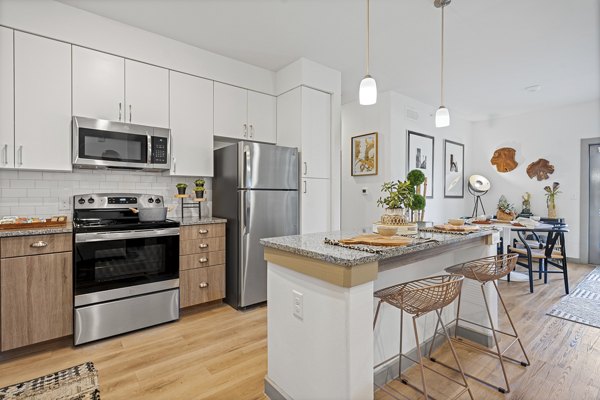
324 236 438 253
0 362 100 400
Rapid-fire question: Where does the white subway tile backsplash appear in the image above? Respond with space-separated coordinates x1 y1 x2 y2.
27 188 50 197
3 188 27 197
17 171 43 180
10 180 32 189
35 180 58 189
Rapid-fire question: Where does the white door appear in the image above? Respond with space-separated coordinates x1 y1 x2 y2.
125 60 169 128
214 82 247 140
170 71 214 177
247 91 276 143
0 27 14 168
276 87 302 149
14 32 71 171
301 87 331 179
301 178 330 234
72 46 125 122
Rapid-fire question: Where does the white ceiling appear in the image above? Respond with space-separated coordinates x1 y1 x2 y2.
57 0 599 120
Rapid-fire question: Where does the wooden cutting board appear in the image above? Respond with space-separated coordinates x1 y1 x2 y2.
433 224 480 232
338 234 413 247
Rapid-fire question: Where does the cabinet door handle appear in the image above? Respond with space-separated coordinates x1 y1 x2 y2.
303 161 307 175
199 282 209 288
199 243 209 249
199 257 208 263
18 145 23 166
30 241 48 248
2 144 7 165
198 229 208 234
118 102 122 121
249 124 254 139
129 105 132 122
243 123 248 138
303 180 307 194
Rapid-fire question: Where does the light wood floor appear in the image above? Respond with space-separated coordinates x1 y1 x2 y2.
0 264 598 400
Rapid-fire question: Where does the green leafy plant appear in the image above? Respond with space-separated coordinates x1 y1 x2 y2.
497 195 516 214
176 183 188 189
194 179 205 187
193 187 205 192
406 169 426 187
377 181 414 210
544 182 561 206
411 194 426 211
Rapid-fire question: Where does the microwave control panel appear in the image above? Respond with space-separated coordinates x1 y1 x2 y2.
151 136 168 164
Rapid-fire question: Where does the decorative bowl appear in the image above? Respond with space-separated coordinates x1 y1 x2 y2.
377 225 398 237
448 219 465 226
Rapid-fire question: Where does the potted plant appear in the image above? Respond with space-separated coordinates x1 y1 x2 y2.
496 195 516 221
176 183 188 195
407 169 427 222
193 186 205 199
194 178 205 187
544 182 561 218
411 194 426 222
377 180 414 224
520 192 532 216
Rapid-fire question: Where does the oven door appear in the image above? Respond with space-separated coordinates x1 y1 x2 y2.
73 116 151 169
74 228 179 305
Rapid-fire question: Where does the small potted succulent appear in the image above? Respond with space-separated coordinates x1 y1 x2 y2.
496 195 516 221
176 183 188 195
194 178 205 187
544 182 561 218
193 186 205 199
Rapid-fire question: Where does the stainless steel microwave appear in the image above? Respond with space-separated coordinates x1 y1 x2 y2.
72 116 171 171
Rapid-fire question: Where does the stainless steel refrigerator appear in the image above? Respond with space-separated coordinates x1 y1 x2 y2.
213 142 299 308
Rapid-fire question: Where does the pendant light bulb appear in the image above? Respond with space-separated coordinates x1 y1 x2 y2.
359 0 377 105
435 106 450 128
359 75 377 105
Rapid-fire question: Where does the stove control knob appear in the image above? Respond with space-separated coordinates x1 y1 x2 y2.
155 198 162 204
87 197 95 204
148 198 154 204
78 198 85 205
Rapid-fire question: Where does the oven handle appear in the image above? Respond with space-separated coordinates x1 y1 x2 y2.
75 228 180 243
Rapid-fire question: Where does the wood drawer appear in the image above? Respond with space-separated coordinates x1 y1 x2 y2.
180 237 225 256
180 251 225 271
180 264 225 308
180 223 225 240
1 233 72 258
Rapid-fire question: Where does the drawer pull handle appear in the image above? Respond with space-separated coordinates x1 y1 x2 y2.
30 241 48 248
199 257 208 263
199 243 209 249
199 282 209 288
198 229 208 234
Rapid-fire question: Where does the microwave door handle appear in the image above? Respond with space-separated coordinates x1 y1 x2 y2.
147 133 152 165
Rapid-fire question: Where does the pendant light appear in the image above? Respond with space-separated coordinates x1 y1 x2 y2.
359 0 377 105
435 0 450 127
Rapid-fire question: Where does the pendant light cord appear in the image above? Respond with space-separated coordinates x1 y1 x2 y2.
440 4 445 106
366 0 370 75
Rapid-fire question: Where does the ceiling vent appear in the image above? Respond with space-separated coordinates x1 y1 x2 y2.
406 108 419 120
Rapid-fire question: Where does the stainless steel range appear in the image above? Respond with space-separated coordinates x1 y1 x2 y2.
73 193 180 345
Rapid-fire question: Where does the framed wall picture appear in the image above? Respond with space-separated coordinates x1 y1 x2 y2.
407 131 434 198
444 140 465 198
351 132 378 176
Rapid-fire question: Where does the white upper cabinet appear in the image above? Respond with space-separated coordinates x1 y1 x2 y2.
73 47 125 122
214 82 276 143
248 90 276 144
14 32 71 171
170 71 214 177
301 87 330 179
0 27 14 169
276 87 302 149
214 82 248 140
125 60 169 128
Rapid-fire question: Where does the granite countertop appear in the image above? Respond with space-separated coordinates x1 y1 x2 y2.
0 225 73 238
172 217 227 226
260 228 498 267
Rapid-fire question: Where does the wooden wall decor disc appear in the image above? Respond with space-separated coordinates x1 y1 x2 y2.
526 158 555 181
490 147 518 173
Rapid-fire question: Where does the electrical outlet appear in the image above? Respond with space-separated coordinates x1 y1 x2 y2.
292 290 303 320
59 197 70 211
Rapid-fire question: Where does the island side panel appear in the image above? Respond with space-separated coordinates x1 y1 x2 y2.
267 262 374 400
373 235 498 373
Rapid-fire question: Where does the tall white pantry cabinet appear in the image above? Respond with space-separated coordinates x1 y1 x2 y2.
277 86 332 234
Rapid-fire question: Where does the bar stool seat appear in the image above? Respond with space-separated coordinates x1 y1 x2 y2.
429 254 530 394
373 275 474 400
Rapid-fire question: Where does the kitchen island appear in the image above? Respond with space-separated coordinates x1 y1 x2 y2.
261 228 500 400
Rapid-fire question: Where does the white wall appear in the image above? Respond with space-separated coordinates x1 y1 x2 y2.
0 170 211 220
341 91 473 230
470 99 600 259
0 0 275 94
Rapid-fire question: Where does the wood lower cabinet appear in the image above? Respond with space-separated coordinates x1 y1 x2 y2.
0 251 72 351
179 223 226 308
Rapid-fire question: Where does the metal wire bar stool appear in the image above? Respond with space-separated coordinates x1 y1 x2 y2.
428 254 530 394
373 274 474 400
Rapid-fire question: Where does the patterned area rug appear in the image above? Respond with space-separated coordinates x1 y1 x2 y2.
0 362 100 399
547 266 600 328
